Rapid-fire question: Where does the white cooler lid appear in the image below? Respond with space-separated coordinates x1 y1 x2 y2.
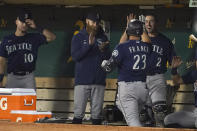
0 88 12 94
10 110 51 115
11 88 36 93
12 92 36 96
0 88 36 95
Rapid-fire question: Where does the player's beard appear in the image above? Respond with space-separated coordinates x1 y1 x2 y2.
86 23 98 35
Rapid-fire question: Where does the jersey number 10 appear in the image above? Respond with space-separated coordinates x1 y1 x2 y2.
24 53 34 63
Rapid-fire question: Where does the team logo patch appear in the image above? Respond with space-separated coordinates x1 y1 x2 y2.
112 50 118 57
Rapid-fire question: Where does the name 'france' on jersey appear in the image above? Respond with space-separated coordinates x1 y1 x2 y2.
0 33 47 73
148 33 175 74
112 40 151 82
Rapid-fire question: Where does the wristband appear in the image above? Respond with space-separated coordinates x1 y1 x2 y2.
0 74 4 82
171 68 178 75
36 26 44 33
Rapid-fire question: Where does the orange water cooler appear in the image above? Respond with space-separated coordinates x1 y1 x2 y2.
0 88 51 122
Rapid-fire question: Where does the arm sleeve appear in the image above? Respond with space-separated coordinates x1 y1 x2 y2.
35 33 47 46
111 45 123 64
0 38 8 58
182 70 197 84
71 34 94 62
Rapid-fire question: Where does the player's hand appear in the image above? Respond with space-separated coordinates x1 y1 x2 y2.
139 14 146 31
25 19 37 29
189 34 194 40
89 32 96 45
98 41 110 52
127 13 136 28
189 34 197 42
171 56 182 68
139 14 145 24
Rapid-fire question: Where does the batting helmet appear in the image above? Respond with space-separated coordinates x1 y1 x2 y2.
126 19 143 37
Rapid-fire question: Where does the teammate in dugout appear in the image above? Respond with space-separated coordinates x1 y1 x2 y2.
119 13 176 127
0 9 56 89
71 12 111 125
164 34 197 128
101 19 151 126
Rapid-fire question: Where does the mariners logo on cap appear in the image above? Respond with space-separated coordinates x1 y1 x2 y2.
112 50 118 57
25 13 29 19
96 13 100 19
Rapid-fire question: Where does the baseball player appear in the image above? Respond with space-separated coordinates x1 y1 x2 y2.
144 13 176 127
0 9 56 89
102 19 151 126
164 35 197 128
71 12 111 125
119 13 176 127
164 56 197 128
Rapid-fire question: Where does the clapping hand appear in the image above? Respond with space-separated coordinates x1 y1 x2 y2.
127 13 136 28
171 56 183 68
98 41 110 52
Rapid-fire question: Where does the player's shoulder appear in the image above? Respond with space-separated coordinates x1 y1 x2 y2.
71 29 86 44
158 33 172 44
115 41 131 51
26 32 42 37
1 34 15 44
119 40 130 46
73 28 86 38
3 33 14 39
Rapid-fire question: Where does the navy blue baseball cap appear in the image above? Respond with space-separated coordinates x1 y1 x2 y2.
17 9 32 23
86 12 101 22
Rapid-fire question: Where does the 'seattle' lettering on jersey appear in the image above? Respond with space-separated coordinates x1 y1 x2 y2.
0 33 47 73
148 33 176 74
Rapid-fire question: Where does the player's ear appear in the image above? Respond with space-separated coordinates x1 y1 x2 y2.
86 19 88 24
15 18 19 25
15 20 17 25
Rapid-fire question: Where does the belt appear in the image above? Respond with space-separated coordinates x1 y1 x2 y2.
147 72 162 76
11 71 32 76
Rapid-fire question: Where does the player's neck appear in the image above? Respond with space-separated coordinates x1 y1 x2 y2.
148 31 158 37
15 29 26 37
129 36 140 40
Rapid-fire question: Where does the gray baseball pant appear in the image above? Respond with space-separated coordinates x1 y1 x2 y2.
73 85 105 119
6 72 36 89
164 109 197 128
117 81 148 127
146 74 167 103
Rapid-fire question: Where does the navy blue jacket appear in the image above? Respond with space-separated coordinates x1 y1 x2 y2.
71 28 111 85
